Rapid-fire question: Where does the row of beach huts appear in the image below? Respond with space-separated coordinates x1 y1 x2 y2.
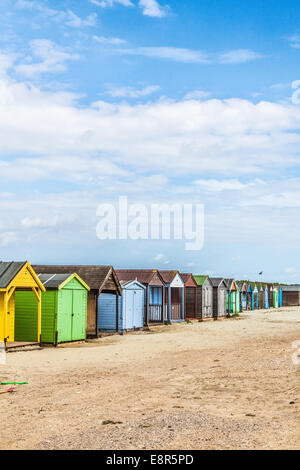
0 261 298 349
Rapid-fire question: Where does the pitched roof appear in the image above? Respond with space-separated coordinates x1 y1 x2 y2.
0 261 26 288
210 277 226 288
158 270 179 284
193 275 209 286
39 273 70 288
237 281 247 291
116 269 162 285
38 273 90 290
33 265 121 293
224 278 234 287
180 273 192 283
119 279 146 289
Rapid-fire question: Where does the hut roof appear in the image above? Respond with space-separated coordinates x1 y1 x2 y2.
210 277 225 288
119 279 146 289
224 278 234 286
33 265 121 294
180 273 192 283
158 270 180 283
0 262 26 288
116 269 163 285
38 273 90 291
193 275 209 286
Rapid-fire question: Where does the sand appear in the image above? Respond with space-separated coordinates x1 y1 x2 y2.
1 307 300 450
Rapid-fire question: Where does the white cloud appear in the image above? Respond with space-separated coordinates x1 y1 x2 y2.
21 216 62 229
93 35 126 45
154 253 165 261
117 46 210 63
116 47 262 65
16 1 97 28
15 39 80 77
285 267 295 273
106 84 160 98
193 179 250 192
270 82 291 91
240 191 300 208
138 0 167 18
286 35 300 49
90 0 133 7
65 10 97 28
0 154 130 184
2 64 300 186
184 90 211 100
0 53 15 78
219 49 263 64
0 231 18 246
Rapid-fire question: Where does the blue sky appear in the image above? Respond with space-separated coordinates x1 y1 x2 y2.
1 0 300 282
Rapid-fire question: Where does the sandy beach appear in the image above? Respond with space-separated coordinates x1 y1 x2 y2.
1 308 300 450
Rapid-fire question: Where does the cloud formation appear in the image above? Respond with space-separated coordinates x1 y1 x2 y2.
15 40 80 77
16 0 97 28
138 0 167 18
105 84 160 98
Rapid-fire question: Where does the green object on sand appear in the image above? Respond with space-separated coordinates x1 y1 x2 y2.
0 382 28 385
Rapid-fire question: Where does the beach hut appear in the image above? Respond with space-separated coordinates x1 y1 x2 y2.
210 278 227 318
225 279 240 314
116 270 165 324
273 287 279 308
181 273 197 319
257 284 265 309
118 280 145 332
264 285 269 309
238 282 248 311
247 283 254 310
193 275 213 319
0 261 45 347
15 273 89 345
267 284 274 308
33 265 122 337
158 270 185 322
281 286 300 306
253 284 259 310
279 286 283 307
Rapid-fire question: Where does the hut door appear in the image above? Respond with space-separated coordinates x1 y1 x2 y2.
133 290 143 329
125 289 134 330
185 287 195 318
207 286 213 317
59 290 72 342
98 293 117 331
220 289 226 316
7 295 15 342
71 290 86 341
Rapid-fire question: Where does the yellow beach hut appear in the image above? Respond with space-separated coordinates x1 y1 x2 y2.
0 261 45 347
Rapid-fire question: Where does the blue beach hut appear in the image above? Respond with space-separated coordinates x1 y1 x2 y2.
158 270 185 322
116 270 165 324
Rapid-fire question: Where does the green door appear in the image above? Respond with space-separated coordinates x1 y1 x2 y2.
71 290 86 341
230 291 236 313
236 291 240 313
273 290 279 308
58 289 72 343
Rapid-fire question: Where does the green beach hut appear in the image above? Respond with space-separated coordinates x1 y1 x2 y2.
273 286 279 308
225 279 240 315
15 273 90 345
